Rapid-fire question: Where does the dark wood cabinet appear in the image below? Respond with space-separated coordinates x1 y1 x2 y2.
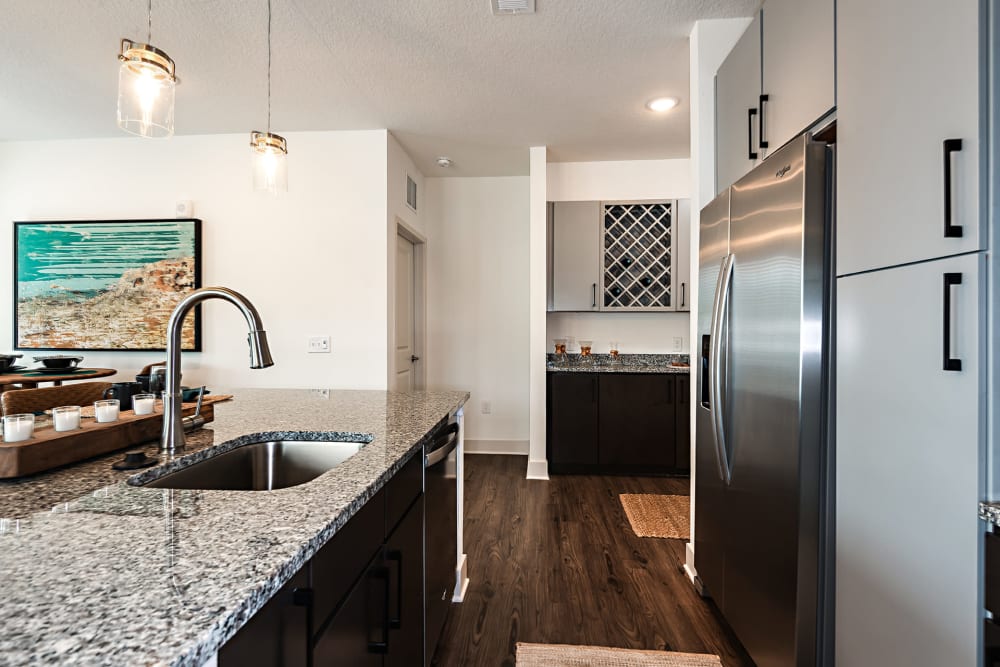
598 374 676 468
385 497 425 667
313 550 388 666
219 569 310 667
548 373 599 469
547 372 690 475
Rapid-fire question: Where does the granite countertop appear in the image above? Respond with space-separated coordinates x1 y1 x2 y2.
980 501 1000 527
0 387 468 667
546 353 690 374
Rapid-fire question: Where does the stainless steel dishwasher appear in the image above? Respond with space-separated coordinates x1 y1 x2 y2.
424 418 459 665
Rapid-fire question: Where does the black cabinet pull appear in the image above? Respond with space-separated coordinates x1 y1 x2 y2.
386 549 403 629
366 566 391 654
747 108 758 160
943 272 963 372
680 282 686 308
291 587 313 607
592 282 597 308
758 94 769 149
667 377 674 403
944 139 963 238
592 377 597 403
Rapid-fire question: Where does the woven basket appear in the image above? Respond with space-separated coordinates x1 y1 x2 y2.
1 382 113 416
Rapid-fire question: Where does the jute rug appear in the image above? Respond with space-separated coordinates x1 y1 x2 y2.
619 493 690 539
516 642 722 666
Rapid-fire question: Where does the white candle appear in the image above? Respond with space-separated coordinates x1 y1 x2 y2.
3 414 34 442
94 400 120 423
53 406 81 432
132 395 155 416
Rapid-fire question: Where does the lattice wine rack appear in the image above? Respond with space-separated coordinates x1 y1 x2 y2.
602 201 674 309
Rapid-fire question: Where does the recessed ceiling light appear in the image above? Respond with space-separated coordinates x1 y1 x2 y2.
436 157 454 168
646 97 679 112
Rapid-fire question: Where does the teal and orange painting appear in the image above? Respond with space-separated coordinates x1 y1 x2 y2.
15 220 201 350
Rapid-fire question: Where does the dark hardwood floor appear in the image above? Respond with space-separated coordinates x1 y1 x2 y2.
432 455 754 667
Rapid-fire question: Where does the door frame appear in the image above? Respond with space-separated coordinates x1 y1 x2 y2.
392 218 427 390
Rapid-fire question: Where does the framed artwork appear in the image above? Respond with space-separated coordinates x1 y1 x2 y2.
13 219 202 351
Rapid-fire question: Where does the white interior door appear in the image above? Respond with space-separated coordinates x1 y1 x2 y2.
836 253 982 667
395 235 416 391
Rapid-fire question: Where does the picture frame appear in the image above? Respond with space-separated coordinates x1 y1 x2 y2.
13 219 203 351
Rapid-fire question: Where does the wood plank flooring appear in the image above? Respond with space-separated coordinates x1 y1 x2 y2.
432 455 754 667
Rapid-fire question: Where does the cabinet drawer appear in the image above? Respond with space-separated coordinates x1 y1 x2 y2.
987 532 1000 614
386 451 423 535
312 488 385 634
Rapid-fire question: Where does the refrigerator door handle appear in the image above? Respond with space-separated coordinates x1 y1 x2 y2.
709 253 735 484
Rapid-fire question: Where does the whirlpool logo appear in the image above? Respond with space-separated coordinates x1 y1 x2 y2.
775 165 791 178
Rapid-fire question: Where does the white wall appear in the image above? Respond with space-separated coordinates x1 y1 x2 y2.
424 176 530 450
547 158 691 202
0 131 391 389
546 312 689 354
546 158 692 354
386 132 425 389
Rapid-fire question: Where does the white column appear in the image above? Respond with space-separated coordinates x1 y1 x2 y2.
452 405 470 601
685 17 752 584
526 146 550 480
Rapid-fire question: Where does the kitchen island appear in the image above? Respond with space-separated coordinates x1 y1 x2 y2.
0 388 468 666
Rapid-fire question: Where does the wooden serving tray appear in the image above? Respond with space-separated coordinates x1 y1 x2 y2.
0 395 233 478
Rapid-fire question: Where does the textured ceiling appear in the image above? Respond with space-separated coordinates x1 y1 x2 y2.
1 0 757 175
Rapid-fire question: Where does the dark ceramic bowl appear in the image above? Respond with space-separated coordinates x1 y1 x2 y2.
33 355 83 369
0 354 23 371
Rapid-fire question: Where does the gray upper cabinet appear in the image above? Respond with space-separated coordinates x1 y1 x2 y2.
760 0 836 155
551 201 601 311
715 13 762 196
715 0 835 194
837 0 981 275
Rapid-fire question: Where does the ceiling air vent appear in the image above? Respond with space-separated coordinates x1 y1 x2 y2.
491 0 535 15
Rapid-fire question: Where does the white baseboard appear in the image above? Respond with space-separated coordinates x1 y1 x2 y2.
465 439 529 455
684 541 701 592
452 553 469 602
526 458 549 480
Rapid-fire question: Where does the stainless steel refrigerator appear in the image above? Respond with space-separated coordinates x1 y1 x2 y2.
695 133 833 667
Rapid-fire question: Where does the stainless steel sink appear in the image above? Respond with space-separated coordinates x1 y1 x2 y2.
140 440 367 490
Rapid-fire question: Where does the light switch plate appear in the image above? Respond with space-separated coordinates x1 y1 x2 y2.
308 336 331 353
673 337 684 352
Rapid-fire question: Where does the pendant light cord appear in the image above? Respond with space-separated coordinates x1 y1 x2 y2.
147 0 152 42
267 0 272 133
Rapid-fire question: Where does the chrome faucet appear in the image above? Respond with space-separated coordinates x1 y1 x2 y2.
160 287 274 452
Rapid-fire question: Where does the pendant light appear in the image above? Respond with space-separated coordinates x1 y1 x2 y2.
117 0 177 138
251 0 288 193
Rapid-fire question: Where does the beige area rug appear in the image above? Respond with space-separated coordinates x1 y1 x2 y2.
516 643 722 666
620 493 690 539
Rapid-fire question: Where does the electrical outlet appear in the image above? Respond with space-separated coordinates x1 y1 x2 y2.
673 337 684 352
307 336 331 353
310 388 330 399
481 400 492 415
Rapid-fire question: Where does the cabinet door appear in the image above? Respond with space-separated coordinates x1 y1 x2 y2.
837 0 981 275
674 200 691 312
836 254 981 667
313 551 388 667
674 374 690 470
219 569 310 667
548 373 599 468
385 497 424 667
716 12 762 194
759 0 835 153
551 201 600 311
599 374 676 468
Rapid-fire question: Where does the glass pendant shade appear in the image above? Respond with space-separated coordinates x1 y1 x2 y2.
117 39 176 138
251 131 288 194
